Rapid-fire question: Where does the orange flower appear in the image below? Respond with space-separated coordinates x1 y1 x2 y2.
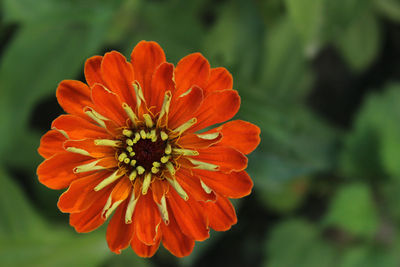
37 41 260 257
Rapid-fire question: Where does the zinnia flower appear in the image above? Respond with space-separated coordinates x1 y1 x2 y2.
37 41 260 257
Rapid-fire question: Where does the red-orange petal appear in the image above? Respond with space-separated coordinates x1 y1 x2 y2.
56 80 93 118
177 132 222 149
91 83 127 125
131 41 166 103
205 195 237 231
189 89 240 133
134 190 162 245
106 200 135 254
69 192 108 233
161 212 195 257
168 86 204 130
101 51 136 107
194 170 253 198
37 152 92 189
151 180 169 204
174 53 210 97
167 189 209 241
193 146 248 173
102 178 132 219
85 55 104 88
52 115 109 140
204 67 233 95
175 168 216 202
58 171 112 213
131 227 161 258
208 120 261 155
38 129 67 159
64 139 115 159
150 62 175 113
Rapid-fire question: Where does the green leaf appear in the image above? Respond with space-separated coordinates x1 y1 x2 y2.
340 246 399 267
340 84 400 180
323 183 378 238
335 10 380 72
265 219 337 267
284 0 324 46
374 0 400 23
0 166 112 267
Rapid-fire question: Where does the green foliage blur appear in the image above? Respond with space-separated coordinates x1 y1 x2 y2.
1 0 400 266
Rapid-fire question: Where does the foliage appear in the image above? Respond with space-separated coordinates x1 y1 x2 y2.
1 0 400 266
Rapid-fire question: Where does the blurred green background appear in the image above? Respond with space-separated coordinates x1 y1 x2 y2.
1 0 400 266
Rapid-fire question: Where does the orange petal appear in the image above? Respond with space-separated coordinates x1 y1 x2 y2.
91 83 127 125
194 170 253 198
167 189 209 241
205 195 237 231
204 67 233 95
177 132 222 149
131 226 161 258
106 200 135 254
160 211 195 257
69 191 109 233
134 190 162 245
52 115 110 140
174 53 210 97
101 51 136 107
37 152 92 189
64 139 115 158
208 120 260 155
38 129 67 159
189 89 240 133
168 86 204 129
97 156 118 169
175 168 216 202
150 62 175 113
58 171 112 213
131 41 166 103
85 55 104 87
56 80 93 118
193 146 248 173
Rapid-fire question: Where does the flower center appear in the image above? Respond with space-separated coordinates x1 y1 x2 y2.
117 128 172 176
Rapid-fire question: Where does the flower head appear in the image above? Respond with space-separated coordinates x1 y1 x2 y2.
37 41 260 257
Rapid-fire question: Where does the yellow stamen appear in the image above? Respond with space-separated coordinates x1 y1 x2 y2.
158 91 172 125
133 82 146 108
165 162 175 175
140 130 147 139
130 159 137 166
122 129 133 137
94 170 123 191
188 159 219 171
153 161 161 167
126 139 134 146
66 147 90 156
197 132 220 140
133 132 141 143
174 118 197 134
129 170 137 181
125 191 139 223
166 177 188 200
74 160 105 173
143 114 154 128
126 146 133 152
200 180 213 194
129 152 136 157
136 166 145 175
84 107 108 128
157 195 169 223
151 166 159 174
118 153 127 162
94 139 121 147
179 88 193 97
123 158 130 164
102 196 124 219
142 172 152 195
149 129 156 139
160 131 168 141
160 155 170 164
172 148 199 156
122 103 138 128
165 143 172 155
